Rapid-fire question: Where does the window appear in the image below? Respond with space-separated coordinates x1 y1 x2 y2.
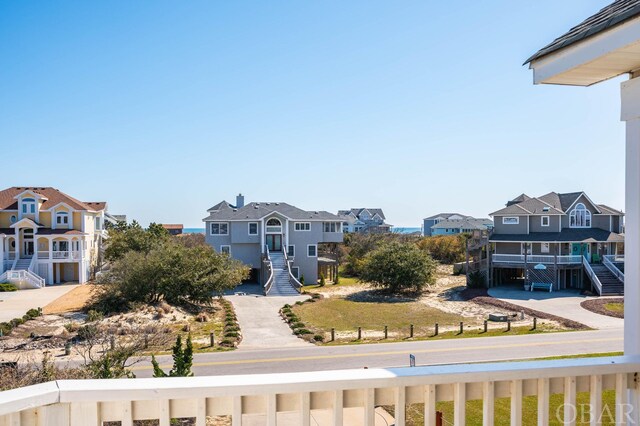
324 222 339 232
220 245 231 255
294 222 311 231
10 215 16 224
503 217 519 225
307 244 317 257
22 198 36 214
287 245 295 257
248 222 258 235
541 216 550 227
56 212 69 225
541 242 550 253
266 218 282 233
53 241 69 252
521 243 532 255
210 222 229 235
291 267 300 279
570 203 591 228
96 217 102 230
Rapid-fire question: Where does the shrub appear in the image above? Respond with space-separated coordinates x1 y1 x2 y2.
219 339 235 348
0 283 17 292
151 335 193 377
313 334 324 342
417 234 467 264
64 322 81 333
10 318 24 327
283 304 291 309
86 310 103 322
291 322 305 329
311 293 321 300
294 328 312 335
360 241 437 293
224 331 239 338
25 309 40 319
224 326 239 333
319 273 326 287
299 275 305 285
0 322 12 335
295 301 303 306
467 271 486 288
286 316 299 324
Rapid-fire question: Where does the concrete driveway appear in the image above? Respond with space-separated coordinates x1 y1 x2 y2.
488 287 623 330
0 284 80 322
226 284 311 350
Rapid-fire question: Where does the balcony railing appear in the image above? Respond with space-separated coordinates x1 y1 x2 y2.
492 254 582 265
0 356 638 425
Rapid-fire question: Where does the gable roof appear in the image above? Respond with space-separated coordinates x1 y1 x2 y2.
492 191 619 216
423 212 471 221
204 201 341 222
0 187 106 212
207 200 232 212
507 194 531 206
338 208 386 220
525 0 640 64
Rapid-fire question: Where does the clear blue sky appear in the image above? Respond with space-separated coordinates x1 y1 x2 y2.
0 1 624 227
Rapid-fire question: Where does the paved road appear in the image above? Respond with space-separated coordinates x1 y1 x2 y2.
488 287 624 329
0 284 79 322
126 328 623 377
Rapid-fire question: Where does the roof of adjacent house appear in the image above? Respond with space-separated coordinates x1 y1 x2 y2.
489 228 624 243
0 187 106 212
431 218 493 230
337 208 386 220
161 224 184 230
207 200 233 212
525 0 640 64
203 202 342 222
506 194 531 206
491 191 622 216
423 212 471 221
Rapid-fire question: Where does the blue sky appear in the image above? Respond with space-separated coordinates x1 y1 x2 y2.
0 1 624 227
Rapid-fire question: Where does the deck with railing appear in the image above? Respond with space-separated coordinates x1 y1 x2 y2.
0 356 638 425
492 254 583 265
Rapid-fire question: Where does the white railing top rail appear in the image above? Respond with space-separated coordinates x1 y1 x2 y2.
604 254 625 263
492 254 581 264
603 255 625 281
282 246 303 292
263 245 274 294
2 356 640 417
583 255 602 295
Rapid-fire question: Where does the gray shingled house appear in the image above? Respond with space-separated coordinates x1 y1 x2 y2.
337 208 392 233
203 194 343 295
489 191 625 295
422 213 493 236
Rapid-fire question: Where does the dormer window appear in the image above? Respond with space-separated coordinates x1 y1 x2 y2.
570 203 591 228
22 198 36 214
56 211 69 226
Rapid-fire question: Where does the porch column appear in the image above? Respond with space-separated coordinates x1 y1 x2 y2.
622 76 640 356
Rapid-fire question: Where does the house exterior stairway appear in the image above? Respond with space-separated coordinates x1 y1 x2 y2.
12 257 32 270
591 264 624 295
267 252 299 296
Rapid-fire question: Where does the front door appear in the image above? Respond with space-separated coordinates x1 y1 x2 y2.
23 240 34 256
572 243 590 261
266 234 282 252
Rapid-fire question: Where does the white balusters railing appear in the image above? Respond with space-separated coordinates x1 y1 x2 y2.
583 255 603 295
603 255 625 281
0 356 639 425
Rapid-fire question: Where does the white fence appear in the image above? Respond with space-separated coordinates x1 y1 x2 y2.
1 356 639 425
492 254 582 265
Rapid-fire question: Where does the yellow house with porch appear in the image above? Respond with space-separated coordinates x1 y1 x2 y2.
0 187 107 288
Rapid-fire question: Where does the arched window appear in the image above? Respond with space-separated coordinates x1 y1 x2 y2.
56 211 69 226
570 203 591 228
266 218 282 233
22 198 36 214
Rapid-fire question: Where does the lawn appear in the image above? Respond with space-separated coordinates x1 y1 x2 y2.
387 390 618 425
293 297 468 332
302 275 361 293
604 302 624 314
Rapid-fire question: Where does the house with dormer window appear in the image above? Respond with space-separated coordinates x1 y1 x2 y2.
203 194 343 295
337 208 392 233
489 191 624 295
0 187 108 288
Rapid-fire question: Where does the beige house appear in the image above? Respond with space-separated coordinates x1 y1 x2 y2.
0 187 107 288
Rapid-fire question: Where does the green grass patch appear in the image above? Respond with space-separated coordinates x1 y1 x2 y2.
302 275 360 293
604 302 624 314
292 297 468 332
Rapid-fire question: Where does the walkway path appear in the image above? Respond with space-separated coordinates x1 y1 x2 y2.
488 287 624 330
0 284 79 322
226 284 310 350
